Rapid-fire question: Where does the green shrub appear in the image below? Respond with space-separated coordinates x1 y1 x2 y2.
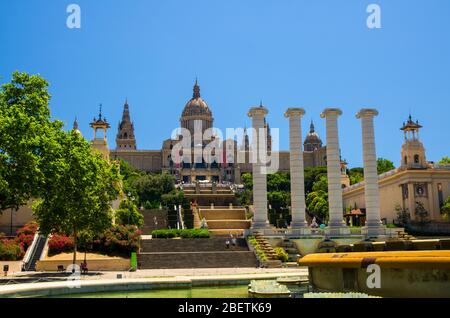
0 239 25 261
151 229 209 238
247 236 270 262
94 225 141 256
115 200 144 228
273 247 289 262
386 223 398 229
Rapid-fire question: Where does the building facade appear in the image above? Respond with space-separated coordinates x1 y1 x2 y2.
342 115 450 224
110 81 328 183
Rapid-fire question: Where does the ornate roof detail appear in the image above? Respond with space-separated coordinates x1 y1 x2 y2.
401 114 422 131
304 120 322 151
181 80 212 117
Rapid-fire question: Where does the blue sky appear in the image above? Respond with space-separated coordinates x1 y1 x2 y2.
1 0 449 168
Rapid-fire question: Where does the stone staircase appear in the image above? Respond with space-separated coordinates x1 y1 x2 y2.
253 232 282 268
138 238 258 269
141 209 168 235
198 208 251 237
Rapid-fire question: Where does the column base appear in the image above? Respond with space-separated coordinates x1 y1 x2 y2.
361 225 386 238
251 220 271 230
289 227 311 236
325 226 351 237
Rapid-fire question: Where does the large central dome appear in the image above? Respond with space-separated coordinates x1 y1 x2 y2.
180 80 213 135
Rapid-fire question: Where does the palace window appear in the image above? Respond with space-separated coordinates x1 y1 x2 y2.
414 183 427 197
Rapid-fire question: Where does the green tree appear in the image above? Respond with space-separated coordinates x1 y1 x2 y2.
304 167 327 194
312 175 328 192
33 130 121 268
268 191 290 211
117 158 142 199
241 173 253 189
0 72 63 212
132 173 176 208
377 158 395 174
348 167 364 185
438 156 450 165
115 199 144 228
267 172 290 192
161 190 186 208
306 190 329 221
441 196 450 221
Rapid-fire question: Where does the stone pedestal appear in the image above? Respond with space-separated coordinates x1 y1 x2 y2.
356 109 385 238
285 108 310 235
248 106 270 230
320 108 350 236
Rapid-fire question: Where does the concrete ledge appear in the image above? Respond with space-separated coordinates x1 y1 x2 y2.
36 258 130 272
0 261 22 275
0 271 307 298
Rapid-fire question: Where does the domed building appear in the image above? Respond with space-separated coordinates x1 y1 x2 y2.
109 80 328 183
180 79 213 137
304 121 323 151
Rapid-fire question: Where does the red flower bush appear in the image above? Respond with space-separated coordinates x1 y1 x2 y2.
15 221 38 252
48 234 74 256
46 226 140 257
94 225 141 256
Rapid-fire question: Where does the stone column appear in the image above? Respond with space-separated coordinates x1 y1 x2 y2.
284 108 310 234
320 108 349 236
248 106 270 230
356 109 384 237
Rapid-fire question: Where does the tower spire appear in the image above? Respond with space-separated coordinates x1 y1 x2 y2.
73 116 79 130
193 78 200 98
310 119 315 133
98 103 103 120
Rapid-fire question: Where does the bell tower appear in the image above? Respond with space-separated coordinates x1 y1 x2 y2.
116 99 137 150
400 115 427 169
90 104 111 160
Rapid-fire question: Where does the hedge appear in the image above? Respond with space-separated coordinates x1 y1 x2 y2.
151 229 209 238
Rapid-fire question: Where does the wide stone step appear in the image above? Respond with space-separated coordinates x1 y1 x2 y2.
206 220 251 229
138 251 258 269
199 209 247 220
209 229 245 237
140 238 249 253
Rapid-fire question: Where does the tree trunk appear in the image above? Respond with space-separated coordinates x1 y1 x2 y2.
72 227 77 273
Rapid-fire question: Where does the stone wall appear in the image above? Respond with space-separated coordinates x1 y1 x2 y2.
36 258 130 272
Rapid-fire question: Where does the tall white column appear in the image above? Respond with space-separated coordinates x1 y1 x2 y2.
248 106 270 230
320 108 349 236
356 109 385 237
285 108 310 235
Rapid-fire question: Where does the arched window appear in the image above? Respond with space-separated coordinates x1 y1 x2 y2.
124 132 128 139
414 154 420 164
404 156 408 164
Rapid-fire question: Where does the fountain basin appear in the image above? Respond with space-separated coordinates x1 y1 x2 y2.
299 250 450 298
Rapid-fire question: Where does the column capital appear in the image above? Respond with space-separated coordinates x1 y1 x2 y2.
320 108 342 118
248 106 268 118
284 107 305 118
356 108 379 119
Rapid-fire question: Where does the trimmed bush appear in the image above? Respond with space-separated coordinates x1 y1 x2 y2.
115 200 144 228
48 234 74 256
15 221 38 252
273 247 289 262
47 225 141 257
0 239 25 261
247 236 269 262
94 225 141 256
151 228 209 239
